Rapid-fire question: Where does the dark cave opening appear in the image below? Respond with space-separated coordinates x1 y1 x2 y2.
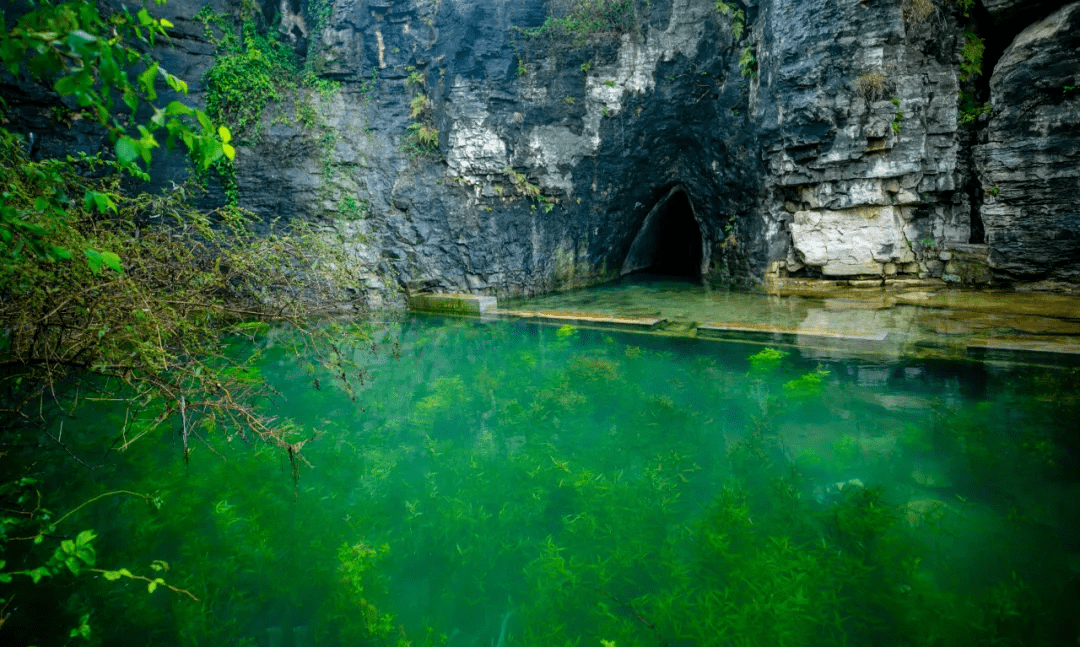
620 188 704 280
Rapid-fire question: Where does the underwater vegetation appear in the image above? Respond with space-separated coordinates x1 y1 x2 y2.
1 317 1078 646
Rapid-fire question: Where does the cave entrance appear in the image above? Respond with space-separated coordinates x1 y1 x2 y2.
620 186 703 280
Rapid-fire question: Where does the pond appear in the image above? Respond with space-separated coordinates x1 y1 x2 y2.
8 313 1080 646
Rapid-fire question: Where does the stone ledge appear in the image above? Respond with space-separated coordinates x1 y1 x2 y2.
697 323 889 344
490 309 665 330
408 293 497 315
968 338 1080 356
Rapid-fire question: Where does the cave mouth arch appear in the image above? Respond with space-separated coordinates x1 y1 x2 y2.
620 186 704 280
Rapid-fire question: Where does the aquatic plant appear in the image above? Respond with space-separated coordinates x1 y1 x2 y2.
747 347 787 373
4 319 1077 646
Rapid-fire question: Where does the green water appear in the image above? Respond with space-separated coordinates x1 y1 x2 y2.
7 315 1080 646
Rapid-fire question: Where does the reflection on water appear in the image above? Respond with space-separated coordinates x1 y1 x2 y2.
505 274 1080 359
13 314 1080 646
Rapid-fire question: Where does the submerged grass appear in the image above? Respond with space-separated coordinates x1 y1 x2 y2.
3 317 1077 646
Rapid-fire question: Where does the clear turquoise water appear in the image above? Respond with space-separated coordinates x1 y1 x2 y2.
8 314 1080 646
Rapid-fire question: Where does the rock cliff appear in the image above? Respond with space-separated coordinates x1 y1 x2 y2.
5 0 1078 299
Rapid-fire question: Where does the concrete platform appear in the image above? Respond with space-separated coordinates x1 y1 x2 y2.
491 309 665 331
408 293 497 315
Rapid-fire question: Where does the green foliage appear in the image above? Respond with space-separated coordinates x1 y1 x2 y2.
556 324 580 339
832 434 859 462
0 0 231 264
714 1 746 39
958 90 992 124
0 3 381 638
952 0 976 17
748 347 787 373
959 30 985 83
580 61 592 73
322 541 402 644
0 1 231 175
604 79 617 88
739 46 757 79
504 167 542 199
783 366 830 398
401 67 439 159
515 0 641 47
401 122 440 158
341 194 369 220
196 3 340 144
892 108 905 134
410 93 431 119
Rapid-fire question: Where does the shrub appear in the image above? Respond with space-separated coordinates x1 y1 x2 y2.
517 0 639 46
959 31 985 82
715 1 746 39
854 72 888 101
739 47 757 79
409 94 431 119
902 0 936 24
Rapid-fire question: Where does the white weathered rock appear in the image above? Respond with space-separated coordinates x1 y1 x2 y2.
791 206 915 276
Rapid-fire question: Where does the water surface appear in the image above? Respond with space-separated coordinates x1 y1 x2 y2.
16 314 1080 646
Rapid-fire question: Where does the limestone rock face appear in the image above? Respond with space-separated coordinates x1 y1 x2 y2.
5 0 1079 296
754 0 968 281
974 2 1080 280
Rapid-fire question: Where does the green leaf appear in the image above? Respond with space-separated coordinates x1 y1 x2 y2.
84 191 117 214
101 251 123 274
138 62 159 101
102 570 122 580
147 580 158 593
64 555 81 574
54 74 81 97
165 100 193 116
115 137 139 166
222 143 236 161
66 29 97 54
160 18 174 28
27 566 51 584
123 89 140 112
84 249 103 275
76 530 96 547
218 125 231 143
